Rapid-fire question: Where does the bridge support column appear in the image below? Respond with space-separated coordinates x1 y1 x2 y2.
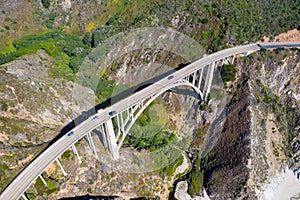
87 132 99 159
192 71 197 85
231 55 235 64
71 144 81 164
100 124 108 148
104 119 119 160
198 68 203 89
39 174 47 186
203 62 215 100
21 194 28 200
56 158 67 176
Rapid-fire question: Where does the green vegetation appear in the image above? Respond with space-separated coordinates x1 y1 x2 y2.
34 176 58 195
0 31 91 80
188 170 204 195
187 153 209 195
123 102 172 151
45 13 56 29
125 130 176 151
216 0 300 43
1 101 8 111
0 163 9 172
200 102 207 111
41 0 50 8
61 149 71 160
196 128 203 138
135 102 155 127
232 82 243 103
201 18 209 24
95 76 115 101
91 26 114 47
27 193 34 200
160 154 184 178
45 178 58 195
0 163 17 193
220 63 237 83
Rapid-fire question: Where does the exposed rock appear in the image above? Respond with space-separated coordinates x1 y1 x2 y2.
0 50 97 192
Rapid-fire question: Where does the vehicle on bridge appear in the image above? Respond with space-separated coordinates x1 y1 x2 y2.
109 111 117 116
167 75 174 80
66 131 75 138
91 115 99 121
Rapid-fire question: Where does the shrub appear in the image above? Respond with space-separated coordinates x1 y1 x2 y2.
201 18 209 24
160 155 184 178
220 63 237 82
188 170 204 195
41 0 50 8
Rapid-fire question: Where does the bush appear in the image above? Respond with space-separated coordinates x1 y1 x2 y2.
1 31 91 80
188 170 204 195
41 0 50 8
124 130 176 151
200 102 207 111
201 18 209 24
1 101 8 111
135 102 154 127
91 26 114 47
95 76 115 100
61 149 71 159
220 63 237 82
160 155 184 177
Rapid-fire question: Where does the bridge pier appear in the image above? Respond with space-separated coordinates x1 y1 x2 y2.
56 158 67 176
231 54 235 64
71 144 81 164
87 132 99 159
21 194 28 200
202 62 215 99
104 119 119 160
198 68 203 89
38 174 47 186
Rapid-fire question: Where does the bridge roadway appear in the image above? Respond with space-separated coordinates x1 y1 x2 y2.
1 42 299 200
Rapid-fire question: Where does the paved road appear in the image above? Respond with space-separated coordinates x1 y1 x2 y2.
1 42 299 200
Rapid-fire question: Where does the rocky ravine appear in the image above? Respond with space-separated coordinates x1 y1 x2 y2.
198 49 300 199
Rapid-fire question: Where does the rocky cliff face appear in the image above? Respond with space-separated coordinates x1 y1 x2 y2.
202 79 252 199
0 50 94 192
200 49 300 199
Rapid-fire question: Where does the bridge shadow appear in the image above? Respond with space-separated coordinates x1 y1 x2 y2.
46 62 191 148
59 195 120 200
59 195 159 200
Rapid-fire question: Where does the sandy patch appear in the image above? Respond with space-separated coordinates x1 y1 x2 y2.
0 132 8 143
19 154 34 166
274 29 300 42
45 163 57 176
263 167 300 200
176 153 190 175
265 113 286 177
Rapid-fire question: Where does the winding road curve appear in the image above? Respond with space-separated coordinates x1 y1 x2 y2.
1 42 300 200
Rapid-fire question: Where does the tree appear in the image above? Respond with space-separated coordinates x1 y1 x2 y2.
41 0 50 8
201 18 209 24
82 32 92 47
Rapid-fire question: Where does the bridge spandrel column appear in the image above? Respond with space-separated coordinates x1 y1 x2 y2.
203 62 215 100
38 174 47 186
56 158 67 176
71 144 81 164
21 194 28 200
104 119 119 160
87 132 99 159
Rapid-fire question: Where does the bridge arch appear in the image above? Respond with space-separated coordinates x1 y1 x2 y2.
116 80 204 149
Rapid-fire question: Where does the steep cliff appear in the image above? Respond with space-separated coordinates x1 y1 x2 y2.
199 49 300 199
